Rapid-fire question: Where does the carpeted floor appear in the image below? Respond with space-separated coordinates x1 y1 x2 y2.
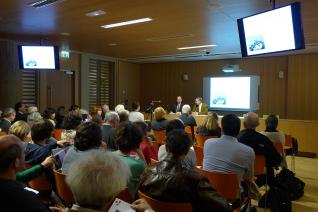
253 156 318 212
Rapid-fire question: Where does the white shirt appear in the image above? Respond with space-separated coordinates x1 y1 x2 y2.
203 135 255 181
128 111 144 122
198 103 202 112
158 145 196 169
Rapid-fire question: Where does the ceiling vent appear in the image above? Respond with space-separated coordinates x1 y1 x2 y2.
28 0 65 8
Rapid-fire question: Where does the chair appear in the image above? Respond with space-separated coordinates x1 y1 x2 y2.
273 142 284 155
153 130 166 144
138 190 193 212
194 134 217 147
254 155 266 176
53 129 63 140
25 164 52 192
193 145 204 166
284 134 295 171
116 187 133 204
0 131 7 136
53 169 75 205
150 158 159 165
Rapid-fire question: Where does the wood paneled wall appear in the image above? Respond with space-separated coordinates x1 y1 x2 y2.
140 56 288 118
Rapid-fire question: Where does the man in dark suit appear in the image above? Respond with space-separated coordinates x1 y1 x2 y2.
171 96 184 113
0 108 16 132
192 97 208 115
13 102 27 123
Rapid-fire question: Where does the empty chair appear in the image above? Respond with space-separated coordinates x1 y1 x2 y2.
138 190 193 212
194 134 217 147
274 142 284 155
53 169 74 205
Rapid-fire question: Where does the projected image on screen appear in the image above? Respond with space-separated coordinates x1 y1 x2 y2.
210 77 250 109
22 46 56 69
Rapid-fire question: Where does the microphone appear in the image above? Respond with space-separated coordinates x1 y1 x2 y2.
151 100 161 103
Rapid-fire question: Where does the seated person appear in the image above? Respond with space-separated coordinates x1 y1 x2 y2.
118 109 130 125
197 112 221 137
261 114 287 168
171 96 183 114
62 122 103 173
129 101 145 122
203 114 255 182
61 111 82 144
151 107 169 131
238 112 282 187
27 111 43 128
55 107 66 129
0 135 49 211
192 97 208 115
115 104 125 113
102 111 119 151
139 130 232 212
42 107 56 127
134 121 158 165
14 102 27 123
158 119 196 170
9 120 31 142
114 124 146 198
179 104 197 128
0 108 16 132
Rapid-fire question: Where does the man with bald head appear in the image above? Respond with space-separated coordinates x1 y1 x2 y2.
238 112 281 187
0 135 49 211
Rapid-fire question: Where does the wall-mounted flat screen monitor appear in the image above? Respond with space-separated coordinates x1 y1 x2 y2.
237 2 305 57
203 76 260 111
18 46 60 70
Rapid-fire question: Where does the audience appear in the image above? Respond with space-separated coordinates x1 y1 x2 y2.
238 112 281 187
139 129 232 212
27 111 43 128
101 111 119 151
0 108 16 132
55 106 66 129
101 104 110 120
129 101 145 122
27 106 38 114
0 135 49 211
61 111 82 144
114 123 146 198
203 114 255 182
118 109 130 125
197 112 221 137
151 107 169 131
115 104 125 113
42 107 56 127
69 104 80 111
134 121 158 164
179 104 197 126
91 113 103 126
62 122 103 173
158 119 196 170
13 102 27 122
9 120 31 142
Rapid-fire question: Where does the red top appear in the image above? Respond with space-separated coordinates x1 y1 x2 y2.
140 136 158 165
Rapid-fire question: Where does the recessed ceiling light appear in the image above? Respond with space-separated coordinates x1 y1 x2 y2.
85 10 106 17
177 44 217 50
108 43 117 46
60 32 70 36
101 17 152 29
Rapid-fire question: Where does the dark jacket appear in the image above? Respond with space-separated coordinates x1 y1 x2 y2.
151 118 169 131
180 114 197 127
0 119 11 132
101 124 116 150
238 129 281 169
138 154 232 212
171 103 184 113
14 111 27 123
25 138 58 165
197 126 221 137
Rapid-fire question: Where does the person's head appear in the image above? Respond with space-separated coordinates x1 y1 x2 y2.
55 109 66 125
105 111 119 128
133 121 148 137
91 114 103 126
221 114 241 137
176 96 182 104
43 107 56 120
166 119 184 134
265 114 279 132
27 106 38 114
31 119 54 144
69 104 80 111
165 129 192 159
66 150 130 210
205 112 219 131
118 110 129 124
2 108 16 122
74 122 102 151
195 97 203 106
64 111 82 130
27 112 43 127
102 104 110 113
0 135 25 178
114 104 125 113
244 112 259 130
154 107 166 121
181 104 191 114
114 124 143 154
131 102 140 112
14 102 26 113
9 121 31 141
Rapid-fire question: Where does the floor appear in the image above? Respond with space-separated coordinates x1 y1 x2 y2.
253 156 318 212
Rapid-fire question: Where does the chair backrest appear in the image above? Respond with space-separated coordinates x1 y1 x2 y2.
150 158 159 165
273 142 283 155
53 169 75 205
0 131 7 136
138 191 193 212
285 134 292 147
193 145 204 166
153 130 166 144
194 134 217 147
53 129 63 141
197 169 239 201
254 155 266 175
25 163 51 191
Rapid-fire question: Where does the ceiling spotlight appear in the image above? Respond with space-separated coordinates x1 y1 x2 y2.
85 10 106 17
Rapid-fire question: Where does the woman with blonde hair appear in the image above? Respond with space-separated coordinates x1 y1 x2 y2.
151 107 169 131
9 120 31 141
197 112 221 137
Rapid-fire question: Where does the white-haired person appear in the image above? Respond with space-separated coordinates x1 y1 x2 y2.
102 111 119 151
179 104 197 138
118 109 130 125
65 149 154 212
115 104 125 113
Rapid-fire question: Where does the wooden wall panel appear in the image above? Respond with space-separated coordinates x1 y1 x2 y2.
140 56 287 117
287 54 318 120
